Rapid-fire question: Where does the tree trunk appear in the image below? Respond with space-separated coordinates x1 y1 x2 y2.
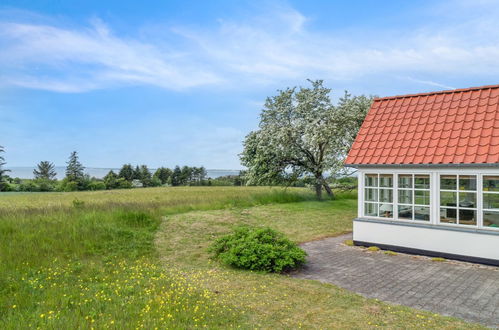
315 182 322 199
315 172 334 199
322 180 334 198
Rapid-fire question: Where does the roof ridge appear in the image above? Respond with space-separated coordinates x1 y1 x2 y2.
374 84 499 101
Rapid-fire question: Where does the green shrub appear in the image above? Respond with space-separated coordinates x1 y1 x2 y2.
117 178 133 189
18 181 40 192
0 182 13 191
151 176 163 187
210 226 306 273
88 180 106 191
72 198 85 209
367 246 380 252
58 179 79 192
36 179 55 192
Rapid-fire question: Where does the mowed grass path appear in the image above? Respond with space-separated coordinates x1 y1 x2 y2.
0 187 481 328
157 201 483 329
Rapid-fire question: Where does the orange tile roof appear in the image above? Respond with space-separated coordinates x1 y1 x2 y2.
345 84 499 166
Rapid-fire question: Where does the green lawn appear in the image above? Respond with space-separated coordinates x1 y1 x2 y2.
156 201 482 328
0 187 482 328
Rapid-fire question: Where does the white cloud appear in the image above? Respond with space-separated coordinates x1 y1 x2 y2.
1 2 499 92
165 3 499 90
402 77 456 90
0 19 221 92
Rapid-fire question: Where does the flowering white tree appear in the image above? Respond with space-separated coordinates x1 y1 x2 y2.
240 80 372 198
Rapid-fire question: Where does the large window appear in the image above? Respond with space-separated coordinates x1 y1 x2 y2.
397 174 430 221
362 172 499 230
364 174 393 218
483 176 499 229
439 175 477 226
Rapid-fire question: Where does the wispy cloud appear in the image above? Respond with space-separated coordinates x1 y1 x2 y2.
1 2 499 93
176 4 499 86
0 18 221 92
403 77 456 90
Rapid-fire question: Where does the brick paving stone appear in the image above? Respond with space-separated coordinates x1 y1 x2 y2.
292 233 499 327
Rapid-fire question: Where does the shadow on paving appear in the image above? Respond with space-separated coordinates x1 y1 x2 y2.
292 233 499 328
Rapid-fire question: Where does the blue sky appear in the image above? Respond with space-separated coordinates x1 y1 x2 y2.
1 0 499 169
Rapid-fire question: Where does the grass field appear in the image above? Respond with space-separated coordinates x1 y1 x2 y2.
0 186 315 213
0 187 481 328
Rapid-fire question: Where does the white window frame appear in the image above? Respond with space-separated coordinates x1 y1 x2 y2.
437 174 479 228
396 173 431 223
360 172 432 223
481 175 499 231
362 173 394 219
358 169 499 231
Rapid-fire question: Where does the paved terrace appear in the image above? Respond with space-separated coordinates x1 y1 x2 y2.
293 234 499 327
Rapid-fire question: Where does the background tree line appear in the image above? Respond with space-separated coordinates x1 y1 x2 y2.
0 149 246 192
0 147 357 194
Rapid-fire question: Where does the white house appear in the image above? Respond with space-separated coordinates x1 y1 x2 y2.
345 84 499 266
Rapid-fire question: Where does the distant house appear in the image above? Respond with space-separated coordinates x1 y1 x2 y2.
132 179 143 188
345 84 499 266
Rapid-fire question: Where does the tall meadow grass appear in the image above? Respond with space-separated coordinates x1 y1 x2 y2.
0 186 316 328
0 186 315 214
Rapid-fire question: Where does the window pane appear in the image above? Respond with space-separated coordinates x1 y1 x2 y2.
458 192 476 208
398 205 412 220
398 189 412 204
483 176 499 192
364 203 378 217
365 188 377 202
414 206 430 221
459 175 476 191
483 193 499 209
398 174 412 188
458 209 476 226
415 190 430 205
379 204 393 218
483 211 499 228
440 191 457 207
379 189 393 203
414 175 430 189
379 174 393 187
365 174 377 187
440 175 457 190
440 208 457 224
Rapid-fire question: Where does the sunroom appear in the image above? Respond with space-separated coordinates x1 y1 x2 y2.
345 85 499 265
361 172 499 228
